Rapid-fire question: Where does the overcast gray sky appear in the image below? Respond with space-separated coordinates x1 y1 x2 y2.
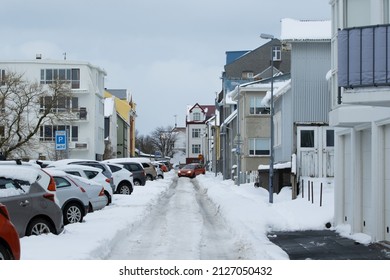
0 0 331 135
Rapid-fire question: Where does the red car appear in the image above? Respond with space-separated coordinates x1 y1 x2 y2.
178 163 206 178
0 203 20 260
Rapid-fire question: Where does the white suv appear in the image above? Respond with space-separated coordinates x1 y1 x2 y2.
106 163 134 195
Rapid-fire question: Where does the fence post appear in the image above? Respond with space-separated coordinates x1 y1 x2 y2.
311 181 314 204
308 180 310 201
301 179 304 198
320 183 323 207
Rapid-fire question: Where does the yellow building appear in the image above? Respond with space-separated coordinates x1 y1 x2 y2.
104 89 137 158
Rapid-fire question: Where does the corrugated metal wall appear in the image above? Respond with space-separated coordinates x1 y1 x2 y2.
291 42 331 123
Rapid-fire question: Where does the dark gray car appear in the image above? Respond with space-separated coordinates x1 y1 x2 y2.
0 166 64 238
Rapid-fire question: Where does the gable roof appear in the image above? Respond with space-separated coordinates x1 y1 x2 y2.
187 103 216 120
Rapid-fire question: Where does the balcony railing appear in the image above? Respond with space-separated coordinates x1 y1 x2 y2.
338 24 390 89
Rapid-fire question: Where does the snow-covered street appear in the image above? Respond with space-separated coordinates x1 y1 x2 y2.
4 170 389 280
107 177 250 260
18 170 341 260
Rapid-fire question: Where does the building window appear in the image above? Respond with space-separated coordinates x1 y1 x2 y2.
192 144 201 154
0 126 4 140
249 138 270 156
242 71 254 79
40 68 80 89
0 98 4 113
273 46 281 61
300 130 315 148
326 129 334 147
39 125 78 142
0 69 5 86
192 128 201 138
193 112 201 121
39 96 79 113
249 96 269 115
344 0 370 28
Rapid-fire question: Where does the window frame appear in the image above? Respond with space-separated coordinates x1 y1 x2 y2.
249 96 269 115
192 144 201 154
248 138 270 156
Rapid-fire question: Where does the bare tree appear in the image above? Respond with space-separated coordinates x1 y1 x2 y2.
0 71 73 159
150 126 177 158
135 134 155 155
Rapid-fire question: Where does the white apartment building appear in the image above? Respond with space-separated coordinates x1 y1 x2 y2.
0 58 107 160
329 0 390 242
185 103 215 164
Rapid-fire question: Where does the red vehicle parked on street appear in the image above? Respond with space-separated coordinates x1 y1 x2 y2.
0 203 20 260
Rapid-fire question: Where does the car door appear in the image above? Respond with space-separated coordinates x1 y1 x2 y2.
0 179 32 237
52 176 76 207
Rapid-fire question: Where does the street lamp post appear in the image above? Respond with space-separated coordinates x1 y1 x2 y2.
260 33 274 203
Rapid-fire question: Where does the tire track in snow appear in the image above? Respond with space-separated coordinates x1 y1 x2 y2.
107 176 252 259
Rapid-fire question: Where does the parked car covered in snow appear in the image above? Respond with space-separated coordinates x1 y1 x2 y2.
50 164 113 205
47 159 114 203
103 159 146 186
43 169 90 225
0 165 64 237
67 175 107 212
105 163 134 195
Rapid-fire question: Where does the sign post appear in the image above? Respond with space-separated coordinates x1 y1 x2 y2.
55 130 67 151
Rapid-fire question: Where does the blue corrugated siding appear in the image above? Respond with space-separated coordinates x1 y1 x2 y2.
291 42 331 123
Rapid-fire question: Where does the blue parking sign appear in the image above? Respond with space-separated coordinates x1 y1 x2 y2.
55 130 67 151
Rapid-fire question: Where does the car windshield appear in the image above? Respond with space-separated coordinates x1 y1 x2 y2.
183 165 195 170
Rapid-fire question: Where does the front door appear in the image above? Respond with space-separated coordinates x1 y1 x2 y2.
297 126 334 178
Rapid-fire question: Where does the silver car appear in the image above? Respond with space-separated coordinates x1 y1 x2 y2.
0 165 64 237
43 169 90 225
67 175 107 212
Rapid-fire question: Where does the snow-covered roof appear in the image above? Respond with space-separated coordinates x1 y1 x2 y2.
261 79 292 106
281 18 331 41
221 109 237 127
227 78 291 105
259 161 291 170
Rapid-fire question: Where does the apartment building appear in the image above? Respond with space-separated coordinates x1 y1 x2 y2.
329 0 390 242
0 58 107 160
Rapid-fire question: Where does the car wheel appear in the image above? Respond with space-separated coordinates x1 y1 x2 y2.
146 174 153 181
133 179 141 186
63 203 83 225
104 191 112 205
0 243 13 260
88 202 94 213
158 175 164 179
26 217 54 236
118 183 133 195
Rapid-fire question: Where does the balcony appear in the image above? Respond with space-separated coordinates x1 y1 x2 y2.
338 24 390 106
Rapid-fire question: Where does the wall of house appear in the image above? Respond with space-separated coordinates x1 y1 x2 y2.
274 87 293 163
291 42 331 123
